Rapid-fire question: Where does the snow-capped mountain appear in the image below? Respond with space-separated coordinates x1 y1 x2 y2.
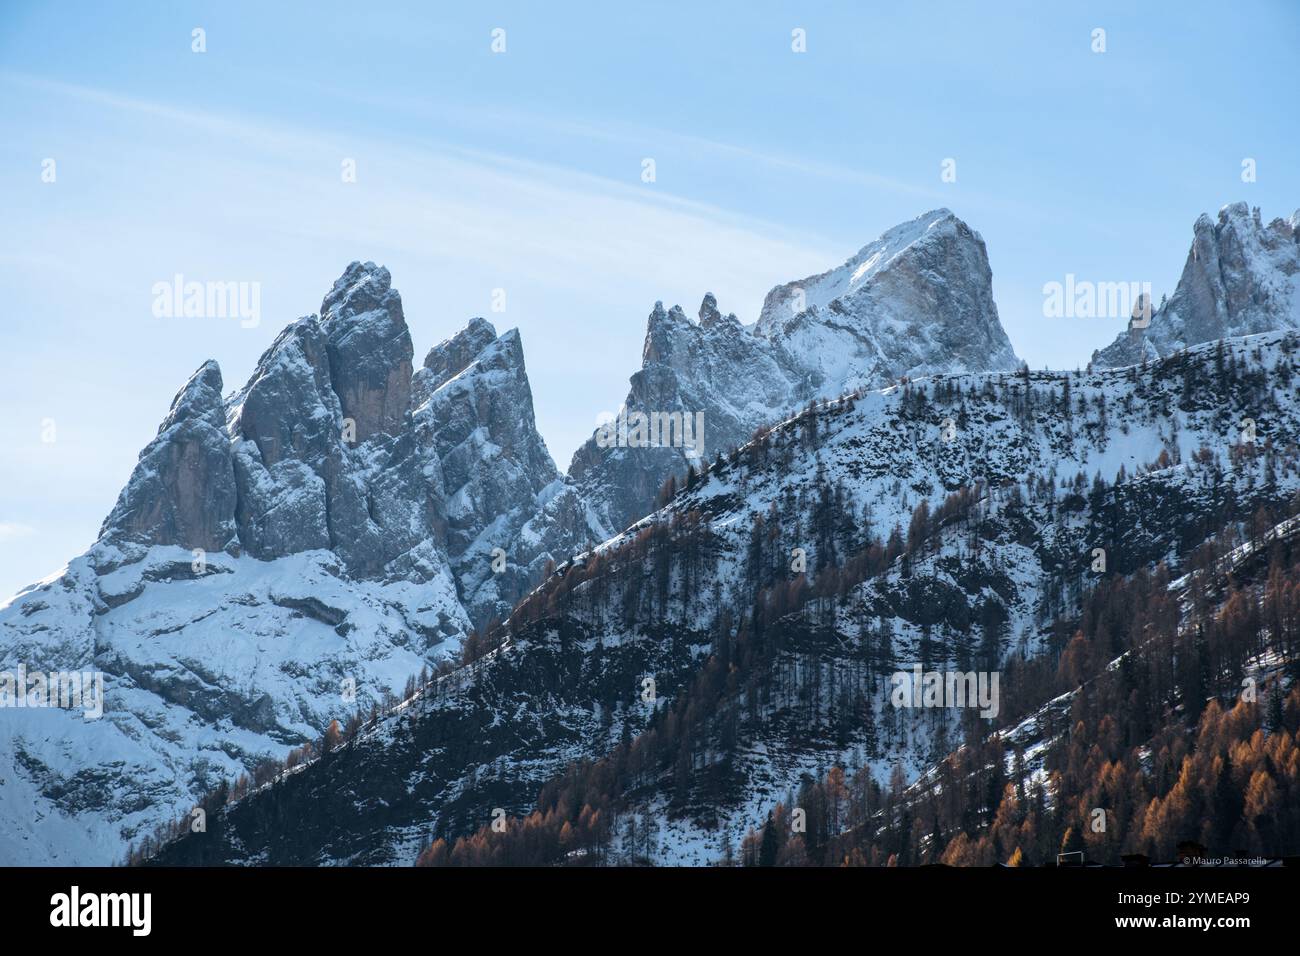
148 329 1300 866
566 209 1021 537
1092 203 1300 368
0 262 562 864
10 206 1300 868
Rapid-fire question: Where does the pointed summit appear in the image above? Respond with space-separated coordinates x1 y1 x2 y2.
159 359 226 433
757 208 1018 381
698 292 720 325
321 261 394 320
411 317 559 624
417 316 500 396
758 208 958 331
100 359 237 554
319 261 413 441
1092 203 1300 368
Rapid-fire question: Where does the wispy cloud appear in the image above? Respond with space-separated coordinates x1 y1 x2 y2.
211 71 1038 222
0 522 35 542
1 71 841 315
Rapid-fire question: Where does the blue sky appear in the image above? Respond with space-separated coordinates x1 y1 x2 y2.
1 0 1297 599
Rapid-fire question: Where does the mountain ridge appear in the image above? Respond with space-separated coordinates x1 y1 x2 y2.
6 203 1299 866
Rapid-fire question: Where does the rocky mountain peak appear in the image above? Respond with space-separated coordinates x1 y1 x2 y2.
320 261 395 323
91 261 566 612
159 358 226 433
698 292 720 325
757 207 1017 383
757 207 959 333
99 358 237 555
319 261 413 442
642 301 683 364
1092 202 1300 368
695 292 738 331
417 316 501 396
410 319 560 624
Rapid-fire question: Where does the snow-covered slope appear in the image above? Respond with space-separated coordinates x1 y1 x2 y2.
1093 203 1300 368
588 330 1300 863
0 546 463 864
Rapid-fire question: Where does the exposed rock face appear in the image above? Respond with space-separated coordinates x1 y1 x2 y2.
566 208 1021 535
319 262 413 442
229 308 433 577
1092 203 1300 368
757 208 1019 386
227 317 341 561
567 299 791 539
97 262 566 600
410 320 562 624
414 316 499 398
99 360 237 554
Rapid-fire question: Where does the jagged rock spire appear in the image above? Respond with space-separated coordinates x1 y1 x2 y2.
99 359 237 554
1092 203 1300 368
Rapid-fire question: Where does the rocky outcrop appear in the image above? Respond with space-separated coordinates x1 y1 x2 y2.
1092 203 1300 368
99 360 237 554
757 207 1019 386
411 320 562 624
98 262 567 599
320 262 413 442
